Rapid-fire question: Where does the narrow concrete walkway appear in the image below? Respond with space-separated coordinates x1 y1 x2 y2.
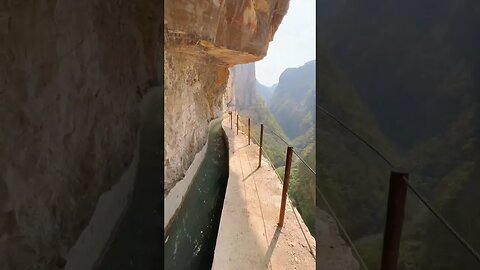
212 118 316 270
316 208 360 270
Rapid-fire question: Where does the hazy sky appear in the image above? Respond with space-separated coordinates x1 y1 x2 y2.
255 0 316 86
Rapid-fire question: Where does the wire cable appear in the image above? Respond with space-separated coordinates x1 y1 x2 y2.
402 176 480 263
317 105 480 264
235 112 363 264
247 124 316 258
317 186 369 270
264 126 290 146
317 104 395 168
292 149 316 175
236 107 480 267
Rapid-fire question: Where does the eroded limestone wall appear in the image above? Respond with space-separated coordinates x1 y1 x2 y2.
164 0 289 195
164 52 228 194
0 1 161 269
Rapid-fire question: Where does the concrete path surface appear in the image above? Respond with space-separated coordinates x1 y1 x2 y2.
316 208 360 270
212 118 316 270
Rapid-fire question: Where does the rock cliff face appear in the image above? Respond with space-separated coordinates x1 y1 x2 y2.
0 1 161 269
164 0 289 195
231 63 257 109
164 52 228 194
0 0 288 268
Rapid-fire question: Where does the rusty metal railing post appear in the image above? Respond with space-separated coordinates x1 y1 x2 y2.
229 112 232 129
258 124 264 167
236 114 239 135
278 146 293 227
248 118 251 145
381 171 408 270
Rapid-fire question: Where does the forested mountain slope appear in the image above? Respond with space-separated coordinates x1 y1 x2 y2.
255 81 276 104
318 1 480 268
269 60 316 141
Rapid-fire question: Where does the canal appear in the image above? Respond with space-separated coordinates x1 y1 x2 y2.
164 118 229 269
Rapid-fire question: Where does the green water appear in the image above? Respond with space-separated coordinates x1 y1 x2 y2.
164 118 229 269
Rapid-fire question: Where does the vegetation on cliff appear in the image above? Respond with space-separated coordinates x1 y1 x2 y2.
259 61 317 234
317 0 480 268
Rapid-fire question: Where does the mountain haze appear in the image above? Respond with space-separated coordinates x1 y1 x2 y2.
268 60 315 141
255 81 276 104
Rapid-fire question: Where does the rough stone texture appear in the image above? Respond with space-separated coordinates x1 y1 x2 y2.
224 67 235 108
165 0 289 64
164 52 227 194
0 1 161 269
164 0 289 195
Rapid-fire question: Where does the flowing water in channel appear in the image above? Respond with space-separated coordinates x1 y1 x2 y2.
164 118 229 269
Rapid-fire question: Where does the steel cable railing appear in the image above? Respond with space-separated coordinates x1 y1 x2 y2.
269 119 368 265
233 113 318 258
247 126 315 253
317 105 394 168
402 175 480 263
254 135 316 259
265 126 291 146
233 104 480 267
317 103 480 265
316 185 370 270
231 111 372 263
227 101 480 268
230 111 377 269
268 127 369 268
292 149 315 175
